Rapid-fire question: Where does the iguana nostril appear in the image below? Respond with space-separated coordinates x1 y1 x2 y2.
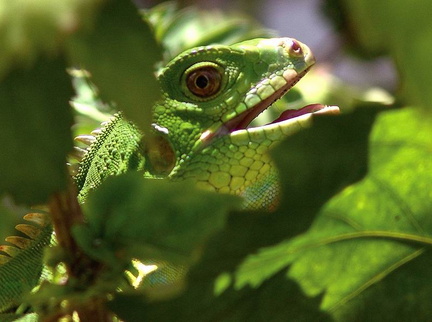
286 38 303 57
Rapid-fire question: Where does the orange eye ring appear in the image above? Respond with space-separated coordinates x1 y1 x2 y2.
186 66 222 98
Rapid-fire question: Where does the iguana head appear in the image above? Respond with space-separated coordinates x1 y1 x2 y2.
153 38 322 153
150 37 338 208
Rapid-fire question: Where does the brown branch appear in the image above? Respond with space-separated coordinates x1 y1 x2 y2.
47 180 111 321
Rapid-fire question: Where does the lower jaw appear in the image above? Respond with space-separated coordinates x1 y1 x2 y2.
229 104 340 139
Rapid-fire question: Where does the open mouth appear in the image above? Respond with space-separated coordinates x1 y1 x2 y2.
223 68 339 135
199 64 339 145
269 103 340 125
225 69 312 132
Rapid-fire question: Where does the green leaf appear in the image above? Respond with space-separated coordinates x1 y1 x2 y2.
73 173 240 268
70 68 114 127
144 2 272 62
339 0 432 110
134 105 379 320
0 0 100 79
0 313 38 322
236 107 432 320
272 105 380 231
67 0 163 132
0 56 74 204
110 271 331 322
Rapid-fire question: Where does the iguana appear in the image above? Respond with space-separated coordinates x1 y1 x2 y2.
74 37 337 208
0 37 338 317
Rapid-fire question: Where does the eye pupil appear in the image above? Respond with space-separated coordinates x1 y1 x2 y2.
195 75 209 89
185 65 222 98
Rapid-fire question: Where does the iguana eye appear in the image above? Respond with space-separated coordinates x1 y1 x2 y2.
185 64 222 98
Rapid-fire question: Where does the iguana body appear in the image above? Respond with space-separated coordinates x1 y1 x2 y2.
0 37 337 316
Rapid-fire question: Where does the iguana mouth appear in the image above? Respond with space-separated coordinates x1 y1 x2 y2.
225 68 311 132
199 66 339 144
224 68 339 133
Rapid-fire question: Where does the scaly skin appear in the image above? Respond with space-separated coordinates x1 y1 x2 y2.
0 213 51 313
76 38 335 210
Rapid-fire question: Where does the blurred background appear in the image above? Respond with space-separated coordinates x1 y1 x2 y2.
134 0 397 92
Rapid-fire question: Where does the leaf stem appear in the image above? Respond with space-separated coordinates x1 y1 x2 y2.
318 230 432 246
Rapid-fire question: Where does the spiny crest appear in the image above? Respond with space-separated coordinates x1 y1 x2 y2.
0 211 50 265
67 120 109 176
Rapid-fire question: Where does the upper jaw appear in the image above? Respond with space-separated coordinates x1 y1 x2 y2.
224 67 312 133
197 37 339 145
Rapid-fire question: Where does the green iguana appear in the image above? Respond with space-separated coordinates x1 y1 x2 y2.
0 37 338 317
74 37 337 208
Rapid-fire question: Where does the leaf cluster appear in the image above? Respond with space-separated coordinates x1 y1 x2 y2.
0 1 431 321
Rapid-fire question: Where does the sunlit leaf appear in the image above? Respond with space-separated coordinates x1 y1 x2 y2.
0 0 100 79
67 0 163 132
134 105 379 320
144 2 272 62
337 0 432 110
236 107 432 320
